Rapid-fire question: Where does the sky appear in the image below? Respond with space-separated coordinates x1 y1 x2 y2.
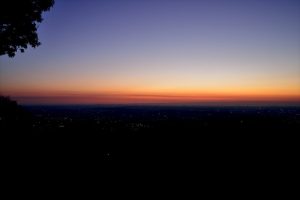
0 0 300 105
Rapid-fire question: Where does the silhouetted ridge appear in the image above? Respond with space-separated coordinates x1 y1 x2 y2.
0 96 32 136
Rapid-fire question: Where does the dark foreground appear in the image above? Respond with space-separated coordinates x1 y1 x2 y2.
2 105 299 163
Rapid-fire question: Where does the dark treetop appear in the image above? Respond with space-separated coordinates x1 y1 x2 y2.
0 0 54 57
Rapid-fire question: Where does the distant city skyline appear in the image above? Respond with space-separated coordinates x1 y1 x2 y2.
1 0 300 105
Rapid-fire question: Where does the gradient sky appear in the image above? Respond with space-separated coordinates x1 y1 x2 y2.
0 0 300 104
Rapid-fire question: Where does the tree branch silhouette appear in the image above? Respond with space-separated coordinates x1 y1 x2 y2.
0 0 54 57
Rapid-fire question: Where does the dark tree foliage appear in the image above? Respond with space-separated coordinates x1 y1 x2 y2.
0 0 54 57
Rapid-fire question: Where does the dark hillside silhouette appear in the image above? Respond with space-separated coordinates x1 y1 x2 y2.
0 96 32 136
0 0 54 57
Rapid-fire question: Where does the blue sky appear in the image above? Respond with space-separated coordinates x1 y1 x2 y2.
1 0 300 104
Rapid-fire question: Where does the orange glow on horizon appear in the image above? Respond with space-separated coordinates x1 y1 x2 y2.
2 76 300 104
2 89 299 105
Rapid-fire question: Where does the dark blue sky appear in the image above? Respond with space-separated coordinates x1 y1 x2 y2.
1 0 300 104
